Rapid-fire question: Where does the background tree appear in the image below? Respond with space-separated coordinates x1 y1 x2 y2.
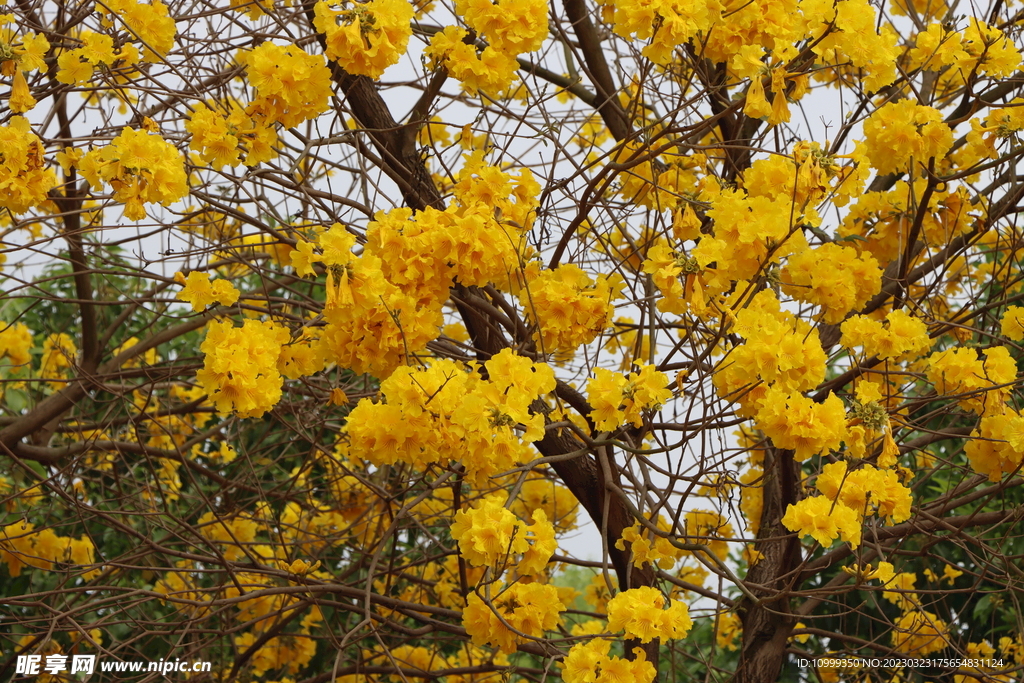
2 0 1024 682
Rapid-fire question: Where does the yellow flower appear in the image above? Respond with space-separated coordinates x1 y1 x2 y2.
450 493 527 568
840 309 931 361
510 479 578 532
289 239 319 277
0 321 32 367
892 610 949 655
753 388 846 462
79 127 188 221
744 73 772 120
40 333 78 387
782 243 881 323
862 100 953 175
456 0 548 55
196 319 290 418
463 582 564 653
56 50 93 84
883 572 918 608
8 69 35 113
238 42 333 128
782 496 861 549
1001 306 1024 341
525 264 622 354
561 640 609 683
716 612 742 651
518 508 557 576
606 586 693 643
314 0 413 80
175 271 240 312
843 560 895 583
14 32 49 71
78 31 116 64
277 330 325 380
98 0 176 58
425 26 519 96
768 68 790 126
284 558 320 575
0 117 57 214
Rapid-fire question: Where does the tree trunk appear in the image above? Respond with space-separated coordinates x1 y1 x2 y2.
736 446 801 683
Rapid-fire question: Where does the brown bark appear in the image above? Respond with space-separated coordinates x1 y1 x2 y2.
561 0 633 143
735 446 801 683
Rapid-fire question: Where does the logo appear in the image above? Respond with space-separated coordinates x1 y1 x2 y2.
15 655 96 676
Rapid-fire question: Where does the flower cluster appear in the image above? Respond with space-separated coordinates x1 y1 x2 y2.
426 0 547 97
587 365 672 431
457 0 547 54
814 461 912 523
957 19 1021 79
509 477 579 532
0 117 57 214
783 460 912 549
55 30 134 87
562 642 656 683
345 350 555 484
233 630 317 678
238 42 333 129
642 240 709 316
699 0 800 74
40 333 77 388
196 319 290 418
365 156 540 295
616 517 687 569
742 145 850 211
450 493 556 576
97 0 177 59
606 586 693 643
0 322 31 367
964 408 1024 481
892 610 949 655
925 346 1016 415
228 0 272 19
314 0 413 79
612 141 699 211
755 386 847 462
1001 306 1024 341
907 23 969 72
781 491 860 549
175 271 240 312
840 309 932 361
291 162 540 379
0 522 97 579
602 0 716 65
524 264 622 354
425 26 519 97
781 243 881 323
809 0 899 93
838 180 975 266
698 184 807 290
463 582 564 653
712 293 849 461
713 291 826 413
186 101 279 168
1 17 49 113
79 127 188 221
862 100 953 175
683 509 734 561
276 329 325 380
